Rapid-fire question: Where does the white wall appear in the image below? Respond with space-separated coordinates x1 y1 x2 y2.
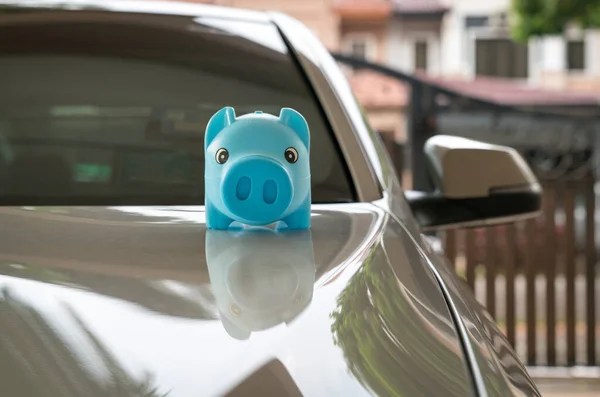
386 20 442 75
588 30 600 77
440 0 600 80
386 22 407 70
540 36 566 72
440 0 511 77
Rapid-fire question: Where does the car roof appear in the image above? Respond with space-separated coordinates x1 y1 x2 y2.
0 0 272 23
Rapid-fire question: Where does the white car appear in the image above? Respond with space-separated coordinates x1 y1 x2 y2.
0 1 542 396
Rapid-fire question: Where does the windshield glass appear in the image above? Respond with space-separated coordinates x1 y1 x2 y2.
0 11 356 205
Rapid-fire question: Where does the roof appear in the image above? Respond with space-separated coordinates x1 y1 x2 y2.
332 0 392 20
392 0 449 15
347 69 600 109
418 74 600 107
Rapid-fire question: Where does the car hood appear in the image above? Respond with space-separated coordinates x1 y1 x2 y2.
0 203 473 397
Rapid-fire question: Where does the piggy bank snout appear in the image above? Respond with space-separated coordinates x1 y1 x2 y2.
222 156 293 224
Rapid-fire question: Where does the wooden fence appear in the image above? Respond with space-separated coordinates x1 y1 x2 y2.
444 177 597 366
336 51 600 368
382 137 598 367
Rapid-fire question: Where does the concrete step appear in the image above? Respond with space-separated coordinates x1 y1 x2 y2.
535 378 600 397
529 367 600 397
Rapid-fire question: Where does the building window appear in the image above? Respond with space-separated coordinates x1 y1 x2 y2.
344 34 377 61
414 40 428 71
351 40 368 60
475 38 528 78
465 16 489 29
567 39 585 71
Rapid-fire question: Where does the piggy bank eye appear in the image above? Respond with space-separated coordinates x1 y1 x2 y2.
215 148 229 164
284 147 298 164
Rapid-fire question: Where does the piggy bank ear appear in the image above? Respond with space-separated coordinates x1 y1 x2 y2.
205 107 236 149
279 108 309 150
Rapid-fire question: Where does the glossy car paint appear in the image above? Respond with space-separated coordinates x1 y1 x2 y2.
0 204 476 397
0 1 542 396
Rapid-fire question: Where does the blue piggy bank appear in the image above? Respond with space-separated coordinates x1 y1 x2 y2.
204 107 311 230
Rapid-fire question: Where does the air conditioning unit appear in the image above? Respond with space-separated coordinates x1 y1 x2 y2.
565 23 585 40
488 11 509 29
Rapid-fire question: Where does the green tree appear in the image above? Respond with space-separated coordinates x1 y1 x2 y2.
511 0 600 42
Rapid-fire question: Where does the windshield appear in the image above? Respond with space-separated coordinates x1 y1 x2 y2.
0 10 356 205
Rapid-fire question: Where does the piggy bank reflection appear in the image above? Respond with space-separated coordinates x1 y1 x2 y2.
205 228 315 340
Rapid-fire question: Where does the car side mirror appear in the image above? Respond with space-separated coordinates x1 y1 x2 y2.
405 135 542 231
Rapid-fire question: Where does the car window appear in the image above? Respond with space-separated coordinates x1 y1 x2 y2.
0 11 356 205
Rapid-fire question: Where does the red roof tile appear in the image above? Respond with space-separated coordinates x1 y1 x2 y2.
418 74 600 106
392 0 449 14
348 69 600 109
332 0 392 19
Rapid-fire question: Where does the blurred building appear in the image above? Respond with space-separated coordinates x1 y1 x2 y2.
335 0 600 142
336 0 600 88
175 0 600 146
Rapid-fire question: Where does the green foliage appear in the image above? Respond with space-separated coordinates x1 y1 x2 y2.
511 0 600 42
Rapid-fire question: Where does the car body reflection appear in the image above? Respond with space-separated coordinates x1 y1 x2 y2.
0 287 169 397
206 228 315 340
330 245 473 397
